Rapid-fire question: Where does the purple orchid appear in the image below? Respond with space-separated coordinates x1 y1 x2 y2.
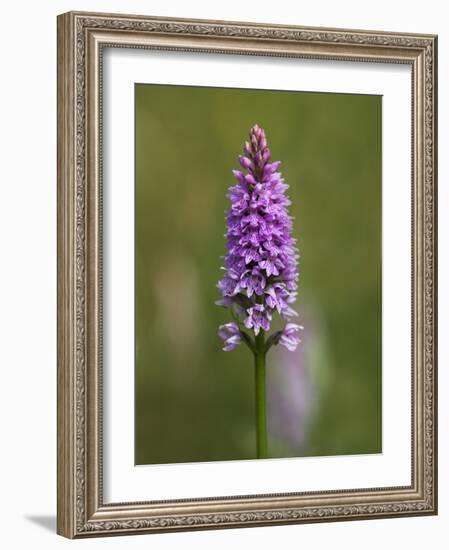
216 124 302 459
217 124 301 353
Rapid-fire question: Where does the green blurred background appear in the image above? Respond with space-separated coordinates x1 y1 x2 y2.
135 84 382 465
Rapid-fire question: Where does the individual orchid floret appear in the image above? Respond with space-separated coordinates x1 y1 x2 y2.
218 322 242 352
279 323 304 352
243 304 272 335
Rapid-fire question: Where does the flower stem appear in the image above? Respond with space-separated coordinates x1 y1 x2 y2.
254 332 267 459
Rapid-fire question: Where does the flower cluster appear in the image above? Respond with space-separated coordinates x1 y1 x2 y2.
217 124 302 352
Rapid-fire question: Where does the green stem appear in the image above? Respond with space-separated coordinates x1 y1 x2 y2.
254 331 267 459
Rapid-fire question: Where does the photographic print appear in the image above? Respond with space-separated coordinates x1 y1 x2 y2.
58 12 436 537
134 84 382 465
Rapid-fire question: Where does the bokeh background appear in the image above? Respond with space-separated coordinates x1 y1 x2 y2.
135 84 382 465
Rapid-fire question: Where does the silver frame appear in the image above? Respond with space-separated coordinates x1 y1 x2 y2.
57 11 438 538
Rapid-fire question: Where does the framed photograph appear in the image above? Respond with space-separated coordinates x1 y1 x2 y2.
57 11 438 538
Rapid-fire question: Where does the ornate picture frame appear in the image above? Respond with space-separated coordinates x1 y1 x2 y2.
57 11 437 538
